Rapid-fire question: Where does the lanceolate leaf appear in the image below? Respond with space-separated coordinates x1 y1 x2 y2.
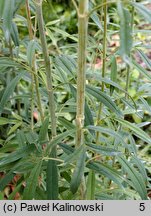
27 40 38 66
117 2 132 58
132 59 151 81
86 125 126 146
39 117 49 143
132 2 151 23
86 85 122 116
115 118 151 145
118 156 148 200
0 0 5 19
46 149 58 200
64 145 84 165
70 146 86 194
0 171 15 191
58 117 75 130
0 57 22 68
0 144 36 167
8 121 22 135
137 49 151 71
23 160 42 200
87 161 124 188
11 21 20 46
90 1 103 31
131 156 148 184
86 170 95 200
87 143 122 156
46 129 75 153
0 117 19 125
14 0 26 14
3 0 15 41
110 56 117 95
0 71 25 114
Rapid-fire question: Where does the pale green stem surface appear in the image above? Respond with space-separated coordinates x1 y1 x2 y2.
75 0 89 199
35 0 57 140
26 0 44 127
96 0 107 144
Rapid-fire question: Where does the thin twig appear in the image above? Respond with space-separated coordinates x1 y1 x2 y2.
71 0 79 14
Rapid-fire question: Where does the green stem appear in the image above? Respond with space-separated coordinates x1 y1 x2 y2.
76 0 88 148
96 0 107 144
26 0 44 127
35 0 57 139
9 36 21 116
88 0 116 17
75 0 89 199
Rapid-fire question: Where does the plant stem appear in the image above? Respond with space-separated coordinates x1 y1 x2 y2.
71 0 79 13
96 0 107 144
26 0 44 127
75 0 89 199
76 0 88 148
88 0 115 17
35 0 57 140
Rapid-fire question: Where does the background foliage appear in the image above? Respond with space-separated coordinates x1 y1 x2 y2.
0 0 151 200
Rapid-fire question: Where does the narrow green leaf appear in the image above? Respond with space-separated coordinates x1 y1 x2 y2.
23 160 42 200
70 147 86 194
86 72 128 94
14 0 26 14
110 56 117 95
0 0 5 19
58 117 75 130
49 27 78 42
117 3 132 58
86 126 126 146
46 129 75 153
25 131 38 144
86 85 122 116
131 156 148 184
3 0 15 40
132 59 151 81
39 117 49 143
0 171 15 191
35 187 47 200
0 117 18 125
64 145 83 165
90 2 103 31
8 121 22 135
11 21 20 46
0 72 25 114
132 2 151 23
87 143 122 156
17 130 26 147
59 143 74 155
0 192 4 200
87 161 124 188
0 57 22 68
118 156 148 200
86 170 95 200
8 181 23 200
27 40 37 66
115 118 151 145
46 149 58 200
12 160 35 174
0 144 36 167
85 102 94 128
137 49 151 70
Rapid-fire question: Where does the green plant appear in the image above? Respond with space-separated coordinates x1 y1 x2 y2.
0 0 151 200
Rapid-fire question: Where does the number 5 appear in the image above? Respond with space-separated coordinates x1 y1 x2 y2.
139 203 145 211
